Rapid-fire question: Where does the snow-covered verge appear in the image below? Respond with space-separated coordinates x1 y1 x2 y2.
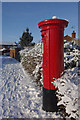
1 56 63 119
20 40 80 119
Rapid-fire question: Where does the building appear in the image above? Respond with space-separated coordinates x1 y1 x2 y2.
0 42 18 55
10 48 21 60
0 42 17 49
64 30 80 46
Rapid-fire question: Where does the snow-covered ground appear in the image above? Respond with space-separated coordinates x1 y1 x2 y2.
0 40 80 119
0 56 62 119
20 40 80 119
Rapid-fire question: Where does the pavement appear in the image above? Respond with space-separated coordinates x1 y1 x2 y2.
0 56 59 119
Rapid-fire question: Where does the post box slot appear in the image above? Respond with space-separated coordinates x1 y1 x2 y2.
41 32 46 40
41 34 44 37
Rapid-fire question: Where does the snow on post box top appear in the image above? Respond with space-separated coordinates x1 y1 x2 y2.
38 16 69 30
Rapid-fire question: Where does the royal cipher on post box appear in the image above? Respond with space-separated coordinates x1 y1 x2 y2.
38 16 69 112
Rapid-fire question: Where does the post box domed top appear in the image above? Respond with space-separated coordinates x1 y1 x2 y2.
38 17 69 29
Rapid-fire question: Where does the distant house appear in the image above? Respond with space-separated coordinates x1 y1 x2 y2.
0 42 18 55
64 30 80 46
0 42 17 49
10 48 21 60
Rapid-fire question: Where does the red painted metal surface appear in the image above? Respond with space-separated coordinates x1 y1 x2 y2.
38 18 69 90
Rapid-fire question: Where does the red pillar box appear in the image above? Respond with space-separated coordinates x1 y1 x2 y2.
38 16 69 112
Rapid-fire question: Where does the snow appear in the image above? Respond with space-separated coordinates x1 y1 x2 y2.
52 16 59 19
54 67 79 118
0 42 17 46
0 48 6 52
0 56 61 119
19 40 80 119
20 43 42 58
1 39 80 119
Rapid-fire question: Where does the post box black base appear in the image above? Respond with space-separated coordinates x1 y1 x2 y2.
42 87 58 112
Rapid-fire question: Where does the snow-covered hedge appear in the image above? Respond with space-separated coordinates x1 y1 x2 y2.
20 43 42 87
54 67 79 119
